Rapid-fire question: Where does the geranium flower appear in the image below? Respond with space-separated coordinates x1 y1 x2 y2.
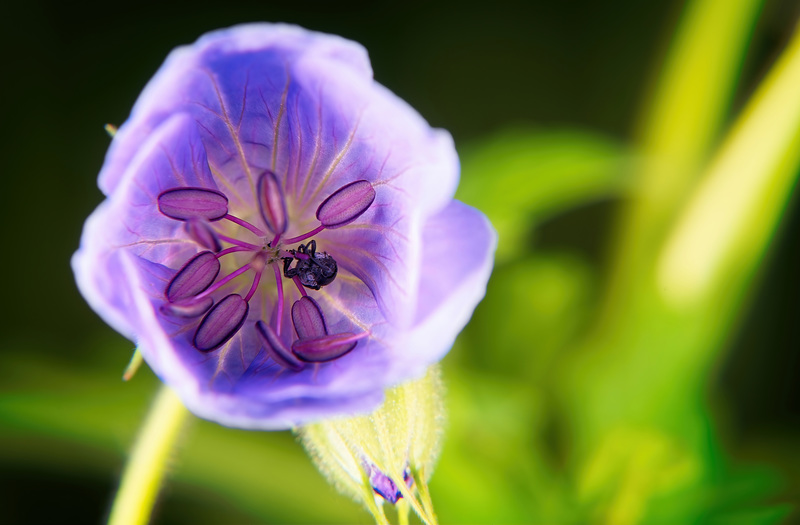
73 23 495 429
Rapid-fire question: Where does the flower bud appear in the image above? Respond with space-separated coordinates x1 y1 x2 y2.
299 366 444 524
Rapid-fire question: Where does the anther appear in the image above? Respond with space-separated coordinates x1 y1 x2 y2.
281 180 376 245
185 219 222 252
257 170 288 236
160 296 214 318
291 332 368 362
316 180 376 228
158 187 228 222
193 294 249 351
254 321 305 371
166 251 221 302
291 296 328 339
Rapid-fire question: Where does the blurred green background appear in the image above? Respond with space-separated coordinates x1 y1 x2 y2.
2 0 800 523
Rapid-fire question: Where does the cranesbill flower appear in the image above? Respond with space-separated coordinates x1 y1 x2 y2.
73 23 495 429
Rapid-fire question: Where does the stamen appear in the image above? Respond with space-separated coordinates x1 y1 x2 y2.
193 261 251 300
292 276 308 297
158 187 228 222
254 321 305 371
215 246 250 258
193 294 249 351
272 264 284 335
159 296 214 318
315 180 376 228
257 170 288 235
165 251 220 302
292 331 368 362
281 180 375 244
282 225 325 245
291 296 328 339
281 249 308 260
216 235 260 250
223 213 266 237
271 233 281 246
185 219 222 252
244 265 264 303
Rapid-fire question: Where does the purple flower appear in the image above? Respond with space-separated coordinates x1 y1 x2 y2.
73 24 495 429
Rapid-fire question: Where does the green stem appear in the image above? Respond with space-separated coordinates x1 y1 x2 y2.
122 348 144 381
360 471 391 525
397 499 410 525
411 467 437 525
107 386 190 525
390 466 436 525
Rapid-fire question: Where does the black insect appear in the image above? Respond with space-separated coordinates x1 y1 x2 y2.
282 240 338 290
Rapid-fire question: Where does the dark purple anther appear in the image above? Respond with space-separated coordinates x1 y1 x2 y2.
291 296 328 340
193 294 249 352
316 180 376 228
255 321 305 371
257 171 288 235
160 296 214 318
158 187 229 222
166 251 221 302
292 332 361 362
185 219 222 252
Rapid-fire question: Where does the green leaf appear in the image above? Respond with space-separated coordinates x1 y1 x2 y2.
456 128 630 263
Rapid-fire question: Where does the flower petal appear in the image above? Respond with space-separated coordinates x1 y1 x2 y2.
98 23 372 196
394 200 497 379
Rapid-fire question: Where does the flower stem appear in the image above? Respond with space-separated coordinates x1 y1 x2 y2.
107 386 189 525
397 499 410 525
411 467 437 525
122 349 144 381
360 474 390 525
389 465 435 525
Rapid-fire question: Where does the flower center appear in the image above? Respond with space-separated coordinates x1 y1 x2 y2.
157 170 376 370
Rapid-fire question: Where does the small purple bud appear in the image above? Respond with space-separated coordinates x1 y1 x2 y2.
193 294 249 352
257 171 288 235
185 219 222 252
254 321 305 371
158 187 228 222
316 180 376 228
159 296 214 318
291 296 328 340
292 332 360 362
365 462 402 504
166 251 220 302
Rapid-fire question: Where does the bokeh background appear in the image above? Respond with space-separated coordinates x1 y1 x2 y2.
2 0 800 523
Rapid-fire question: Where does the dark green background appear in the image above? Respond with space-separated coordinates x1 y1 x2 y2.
2 1 799 523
